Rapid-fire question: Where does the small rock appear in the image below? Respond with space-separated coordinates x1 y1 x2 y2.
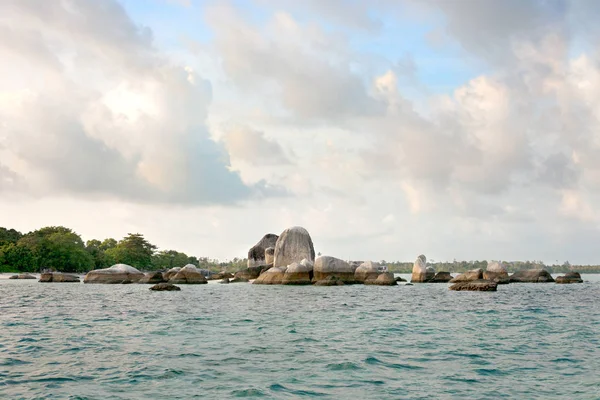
449 280 498 291
555 272 583 284
39 272 80 283
150 283 181 291
9 274 37 280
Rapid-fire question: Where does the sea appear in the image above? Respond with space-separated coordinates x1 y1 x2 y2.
1 273 599 399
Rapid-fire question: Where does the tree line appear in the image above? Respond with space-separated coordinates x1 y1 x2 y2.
0 226 247 273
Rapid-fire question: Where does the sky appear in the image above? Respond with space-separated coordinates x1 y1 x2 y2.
2 0 600 264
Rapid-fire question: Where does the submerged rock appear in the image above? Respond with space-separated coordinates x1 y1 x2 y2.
313 256 357 284
449 280 498 291
138 271 166 284
253 267 286 285
9 274 37 280
429 271 453 283
169 265 208 284
354 261 382 283
364 272 397 286
273 226 315 268
282 260 313 285
449 269 483 283
314 276 345 286
248 234 279 268
39 272 80 283
150 283 181 291
509 269 554 283
83 264 144 284
411 255 434 283
555 272 583 284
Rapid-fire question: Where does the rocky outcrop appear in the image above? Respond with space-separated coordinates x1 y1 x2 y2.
273 226 315 268
364 272 397 286
428 271 453 283
509 269 555 283
411 255 434 283
313 256 357 284
138 271 166 284
150 283 181 291
83 264 144 284
265 247 275 265
253 267 285 285
354 261 382 283
39 272 80 283
234 265 266 280
248 234 279 268
449 269 483 283
9 274 36 280
555 272 583 284
450 280 498 291
282 260 313 285
484 261 510 284
169 265 208 284
314 276 345 286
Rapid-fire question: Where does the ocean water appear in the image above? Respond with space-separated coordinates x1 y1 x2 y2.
1 274 599 399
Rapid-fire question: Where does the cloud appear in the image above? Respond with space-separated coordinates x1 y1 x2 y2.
0 0 254 204
220 126 291 166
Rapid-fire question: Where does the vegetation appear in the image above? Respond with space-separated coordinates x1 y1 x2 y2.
0 225 247 273
2 224 600 274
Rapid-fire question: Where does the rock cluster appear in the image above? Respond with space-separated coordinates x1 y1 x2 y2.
313 256 356 284
555 272 583 284
509 269 554 283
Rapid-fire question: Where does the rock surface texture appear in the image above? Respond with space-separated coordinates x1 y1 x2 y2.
364 272 397 286
282 260 314 285
273 227 315 268
314 276 345 286
411 255 434 283
253 267 286 285
169 265 208 284
150 283 181 291
83 264 144 284
449 269 484 283
354 261 382 283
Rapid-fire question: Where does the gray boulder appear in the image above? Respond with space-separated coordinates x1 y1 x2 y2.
169 265 208 284
234 265 266 280
265 247 275 265
138 271 166 284
313 256 357 284
449 269 483 283
354 261 382 283
253 267 285 285
364 272 397 286
429 271 453 283
84 264 144 284
39 272 80 283
273 226 315 268
411 255 434 283
282 259 314 285
555 272 583 284
509 269 554 283
248 234 279 268
484 261 510 284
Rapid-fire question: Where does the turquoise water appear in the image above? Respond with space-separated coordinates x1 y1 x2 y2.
1 274 599 399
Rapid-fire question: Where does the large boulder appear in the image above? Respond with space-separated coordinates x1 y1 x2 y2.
509 269 554 283
248 234 279 268
411 255 434 283
83 264 144 284
450 268 483 283
450 280 498 291
138 271 166 284
555 272 583 284
354 261 382 283
253 267 285 285
39 272 80 283
364 272 397 286
169 265 208 284
150 283 181 291
234 265 266 280
484 261 509 284
313 256 357 284
429 271 453 283
282 259 313 285
273 226 315 268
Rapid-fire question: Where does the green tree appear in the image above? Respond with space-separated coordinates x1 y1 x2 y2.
0 243 37 272
100 238 117 251
105 233 156 269
86 239 110 269
0 227 22 246
151 250 190 270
